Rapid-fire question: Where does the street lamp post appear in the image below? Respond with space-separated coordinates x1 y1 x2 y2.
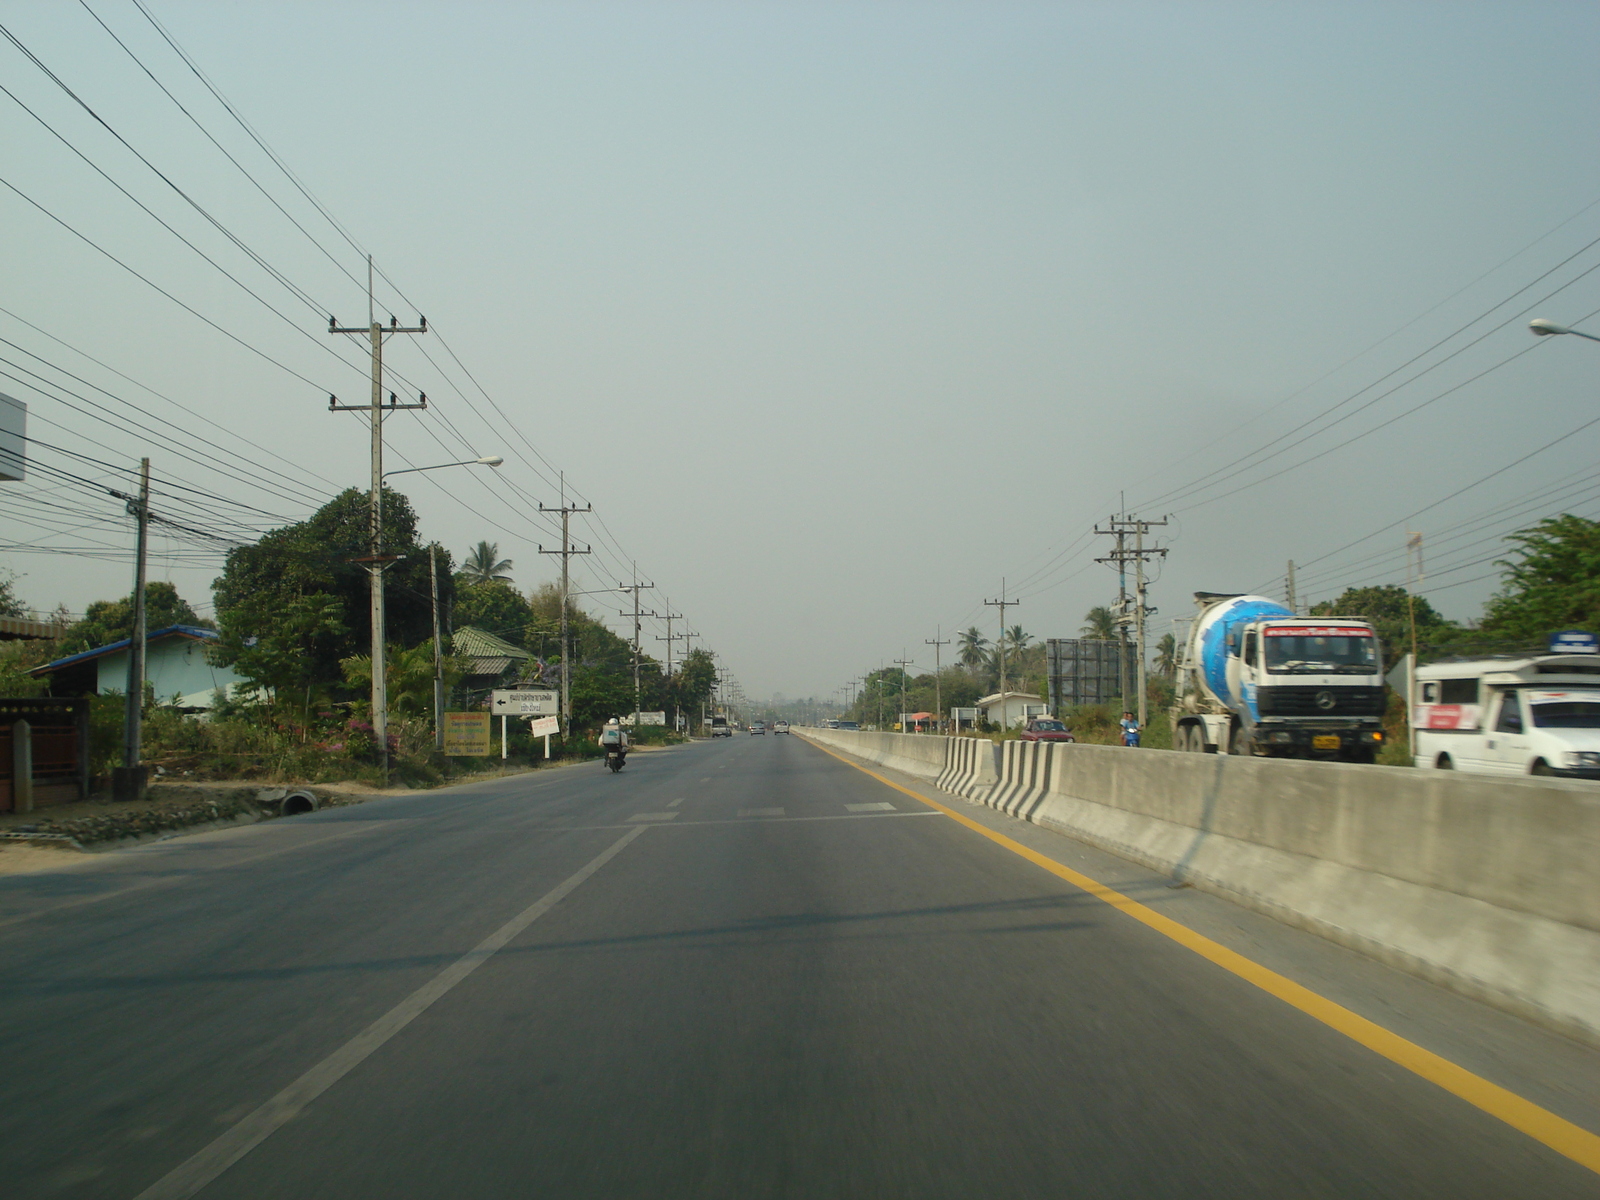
1530 318 1600 343
377 455 503 768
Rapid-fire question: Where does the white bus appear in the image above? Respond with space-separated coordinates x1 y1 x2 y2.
1412 652 1600 778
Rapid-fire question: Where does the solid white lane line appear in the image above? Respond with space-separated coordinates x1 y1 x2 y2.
626 812 680 823
738 807 785 818
844 802 895 813
131 825 648 1200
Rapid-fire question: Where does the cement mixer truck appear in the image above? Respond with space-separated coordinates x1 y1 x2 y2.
1171 592 1387 762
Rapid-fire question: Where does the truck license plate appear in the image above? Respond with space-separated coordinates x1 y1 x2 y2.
1313 735 1340 750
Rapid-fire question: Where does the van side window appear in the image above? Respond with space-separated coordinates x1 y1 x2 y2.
1494 693 1523 734
1420 682 1439 703
1440 678 1477 705
1243 631 1257 666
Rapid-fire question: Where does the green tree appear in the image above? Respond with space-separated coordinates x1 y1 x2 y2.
1309 584 1455 668
342 641 464 720
216 592 346 727
58 582 209 655
452 580 529 644
0 567 25 617
459 541 513 585
212 487 452 690
1153 632 1178 678
1480 515 1600 645
1005 625 1032 654
1080 606 1117 640
957 626 989 668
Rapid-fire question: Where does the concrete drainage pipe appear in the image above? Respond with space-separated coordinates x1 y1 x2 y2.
281 790 319 816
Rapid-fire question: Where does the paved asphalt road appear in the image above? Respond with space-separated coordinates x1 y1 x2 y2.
2 733 1597 1198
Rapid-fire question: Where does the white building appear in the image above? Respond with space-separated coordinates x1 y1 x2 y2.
977 691 1048 729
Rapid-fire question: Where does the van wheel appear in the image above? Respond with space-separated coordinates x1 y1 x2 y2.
1436 754 1453 770
1530 759 1554 776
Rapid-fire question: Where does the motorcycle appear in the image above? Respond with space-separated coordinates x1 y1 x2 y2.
605 746 626 773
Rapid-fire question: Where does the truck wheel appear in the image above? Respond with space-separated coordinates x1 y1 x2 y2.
1531 759 1554 776
1436 754 1453 770
1228 727 1252 756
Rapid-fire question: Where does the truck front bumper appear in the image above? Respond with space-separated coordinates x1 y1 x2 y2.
1253 721 1384 754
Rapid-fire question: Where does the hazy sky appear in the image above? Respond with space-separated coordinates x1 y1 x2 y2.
4 1 1600 701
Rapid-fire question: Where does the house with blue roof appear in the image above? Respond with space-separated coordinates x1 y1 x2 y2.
29 625 251 710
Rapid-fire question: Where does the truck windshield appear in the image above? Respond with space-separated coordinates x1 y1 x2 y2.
1529 701 1600 729
1264 635 1377 674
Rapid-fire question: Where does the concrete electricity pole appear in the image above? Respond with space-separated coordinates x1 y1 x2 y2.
1286 560 1298 615
654 606 685 731
329 264 427 775
925 629 949 730
429 544 444 751
538 475 591 738
116 456 150 801
984 580 1018 697
1095 515 1168 730
618 569 656 724
893 656 915 731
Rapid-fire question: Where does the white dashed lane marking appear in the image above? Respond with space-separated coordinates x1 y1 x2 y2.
667 798 685 808
844 802 895 813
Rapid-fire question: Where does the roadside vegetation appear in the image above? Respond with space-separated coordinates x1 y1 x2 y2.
1 490 714 794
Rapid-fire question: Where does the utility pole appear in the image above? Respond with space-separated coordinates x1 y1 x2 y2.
1095 514 1169 730
984 579 1018 698
329 261 427 777
654 607 685 732
116 456 150 801
1406 533 1424 665
894 656 915 731
618 568 656 724
430 543 444 751
925 629 949 731
538 474 591 738
1286 560 1298 615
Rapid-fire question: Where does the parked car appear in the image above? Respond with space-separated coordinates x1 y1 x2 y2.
773 721 791 734
750 721 767 735
1021 717 1075 743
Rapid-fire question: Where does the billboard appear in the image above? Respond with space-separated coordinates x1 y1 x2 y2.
0 393 24 482
1045 638 1131 711
441 712 491 755
630 711 667 726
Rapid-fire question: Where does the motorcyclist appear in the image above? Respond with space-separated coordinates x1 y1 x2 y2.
597 717 629 766
1120 711 1141 748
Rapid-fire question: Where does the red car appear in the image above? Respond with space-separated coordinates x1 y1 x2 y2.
1020 717 1075 743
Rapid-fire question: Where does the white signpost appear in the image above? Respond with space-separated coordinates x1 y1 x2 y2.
630 711 667 726
492 690 558 715
526 714 560 758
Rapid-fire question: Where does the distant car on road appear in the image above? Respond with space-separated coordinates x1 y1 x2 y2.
836 720 860 731
823 719 840 729
773 721 791 734
1021 717 1075 743
750 721 767 735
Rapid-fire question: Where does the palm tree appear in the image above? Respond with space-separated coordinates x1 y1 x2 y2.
1153 632 1178 678
1081 606 1117 640
1005 625 1031 655
460 541 513 585
957 626 989 668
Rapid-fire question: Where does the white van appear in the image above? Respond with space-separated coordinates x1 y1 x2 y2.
1412 653 1600 778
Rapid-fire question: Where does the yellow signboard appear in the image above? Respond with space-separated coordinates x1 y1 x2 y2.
442 712 491 756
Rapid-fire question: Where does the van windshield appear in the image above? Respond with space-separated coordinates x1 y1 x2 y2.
1264 635 1377 675
1529 701 1600 729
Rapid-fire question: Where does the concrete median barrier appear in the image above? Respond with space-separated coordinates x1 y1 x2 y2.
801 728 1600 1048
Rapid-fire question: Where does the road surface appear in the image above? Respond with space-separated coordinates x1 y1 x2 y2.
2 733 1597 1197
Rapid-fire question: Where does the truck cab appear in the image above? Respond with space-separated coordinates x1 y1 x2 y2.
1412 654 1600 778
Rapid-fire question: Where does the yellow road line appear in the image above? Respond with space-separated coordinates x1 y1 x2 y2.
801 736 1600 1176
